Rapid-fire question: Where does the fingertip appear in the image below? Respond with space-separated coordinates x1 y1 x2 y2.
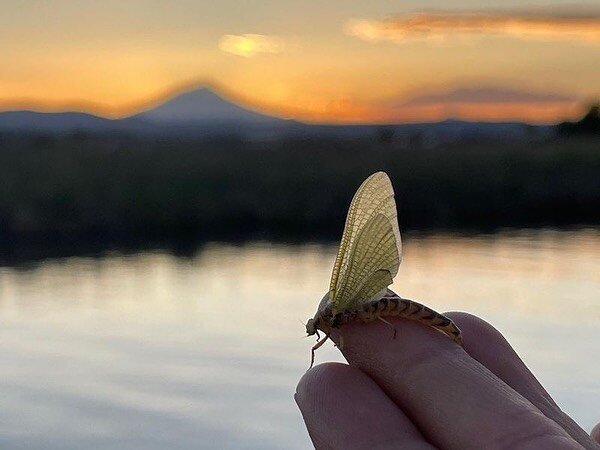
295 362 346 407
443 311 513 360
443 311 505 346
295 363 347 449
295 362 434 449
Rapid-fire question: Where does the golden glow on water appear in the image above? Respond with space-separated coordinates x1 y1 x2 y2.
0 230 598 448
397 229 600 321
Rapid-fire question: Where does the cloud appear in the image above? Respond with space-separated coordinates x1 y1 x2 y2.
382 86 581 123
401 86 577 106
345 9 600 44
219 34 283 57
279 86 581 124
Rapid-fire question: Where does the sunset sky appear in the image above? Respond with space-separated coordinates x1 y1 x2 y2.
1 0 599 123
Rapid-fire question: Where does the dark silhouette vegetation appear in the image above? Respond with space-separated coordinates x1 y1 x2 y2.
558 104 600 136
0 132 598 244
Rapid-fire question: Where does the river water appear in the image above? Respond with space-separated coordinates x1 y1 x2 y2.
0 229 598 449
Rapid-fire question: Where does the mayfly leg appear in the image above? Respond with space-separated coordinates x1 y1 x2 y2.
333 330 345 351
310 334 330 369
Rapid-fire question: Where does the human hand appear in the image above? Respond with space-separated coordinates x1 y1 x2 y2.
296 312 600 449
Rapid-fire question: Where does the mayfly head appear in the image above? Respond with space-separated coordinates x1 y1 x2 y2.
306 291 333 336
305 318 317 336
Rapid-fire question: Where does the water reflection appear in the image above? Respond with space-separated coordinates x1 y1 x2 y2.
0 230 598 449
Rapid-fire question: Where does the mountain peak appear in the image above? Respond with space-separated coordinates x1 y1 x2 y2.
132 86 285 125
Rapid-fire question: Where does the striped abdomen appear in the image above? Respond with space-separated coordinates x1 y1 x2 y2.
325 290 462 346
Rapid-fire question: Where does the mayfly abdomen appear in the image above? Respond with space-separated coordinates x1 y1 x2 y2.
351 292 463 346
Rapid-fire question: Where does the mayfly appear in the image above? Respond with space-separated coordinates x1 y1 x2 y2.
306 172 462 367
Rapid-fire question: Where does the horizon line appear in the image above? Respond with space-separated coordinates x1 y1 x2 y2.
0 80 594 126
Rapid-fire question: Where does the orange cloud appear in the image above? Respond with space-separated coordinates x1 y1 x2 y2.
346 10 600 44
219 34 284 57
383 86 581 123
274 86 582 124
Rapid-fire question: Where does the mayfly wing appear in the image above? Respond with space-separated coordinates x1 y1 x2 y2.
334 213 397 304
329 172 402 312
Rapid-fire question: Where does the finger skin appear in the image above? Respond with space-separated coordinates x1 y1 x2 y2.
296 362 436 450
591 423 600 444
332 318 582 450
445 312 600 450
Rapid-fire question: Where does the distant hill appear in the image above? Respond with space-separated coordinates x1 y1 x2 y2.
0 86 554 142
0 87 296 138
0 111 116 133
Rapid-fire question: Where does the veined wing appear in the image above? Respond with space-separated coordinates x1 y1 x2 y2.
329 172 402 312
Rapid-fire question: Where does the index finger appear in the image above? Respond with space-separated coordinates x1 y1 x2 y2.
332 317 582 450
